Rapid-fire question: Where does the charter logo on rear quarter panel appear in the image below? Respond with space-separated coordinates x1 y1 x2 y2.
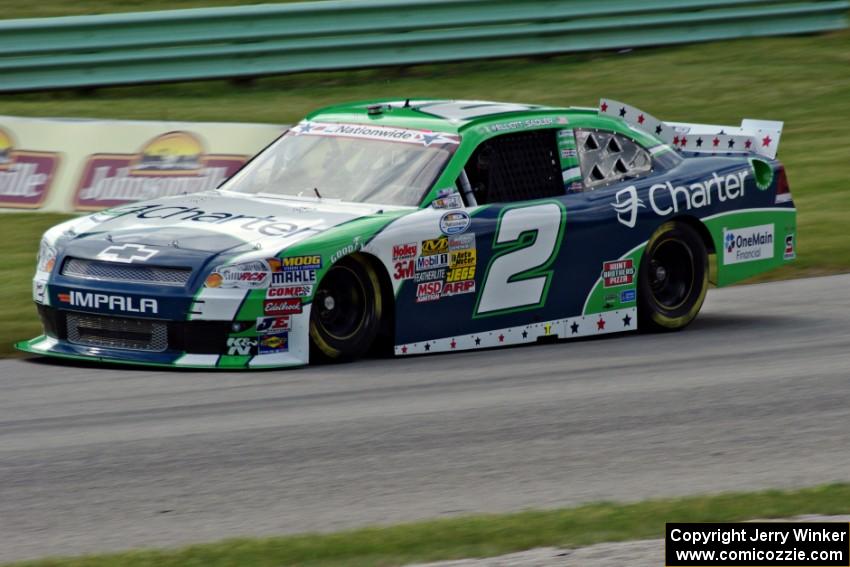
723 224 774 265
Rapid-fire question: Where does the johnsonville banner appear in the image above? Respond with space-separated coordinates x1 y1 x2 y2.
0 115 284 213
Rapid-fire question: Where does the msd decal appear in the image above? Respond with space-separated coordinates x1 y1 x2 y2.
602 259 635 287
723 224 774 265
58 291 158 314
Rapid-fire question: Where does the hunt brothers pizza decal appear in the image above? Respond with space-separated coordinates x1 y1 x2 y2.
0 128 60 209
73 131 247 211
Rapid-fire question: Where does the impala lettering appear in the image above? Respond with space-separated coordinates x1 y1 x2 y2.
58 291 158 314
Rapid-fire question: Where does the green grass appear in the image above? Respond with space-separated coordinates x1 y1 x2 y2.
2 31 849 352
0 0 312 20
7 483 850 567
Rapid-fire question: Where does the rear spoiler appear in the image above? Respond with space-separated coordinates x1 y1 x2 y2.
598 99 782 159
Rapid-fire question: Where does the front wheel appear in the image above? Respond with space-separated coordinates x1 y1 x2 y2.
638 221 708 332
310 255 382 360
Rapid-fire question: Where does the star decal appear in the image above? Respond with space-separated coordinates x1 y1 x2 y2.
597 317 606 331
713 137 720 147
424 343 431 351
696 137 703 148
422 133 442 146
673 135 680 146
623 314 632 327
728 139 735 149
762 135 772 147
474 337 481 346
745 139 753 149
521 330 528 339
637 114 645 124
680 136 688 147
401 345 408 354
498 334 505 343
570 321 579 334
298 122 314 133
450 339 456 349
600 101 608 112
655 125 663 135
619 107 627 117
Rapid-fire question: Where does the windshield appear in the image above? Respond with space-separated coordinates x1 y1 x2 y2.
221 122 459 207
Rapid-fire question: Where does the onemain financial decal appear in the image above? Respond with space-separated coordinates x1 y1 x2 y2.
613 170 749 228
73 131 247 211
724 224 774 265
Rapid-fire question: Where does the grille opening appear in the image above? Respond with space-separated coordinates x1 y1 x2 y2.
67 313 167 352
62 258 191 287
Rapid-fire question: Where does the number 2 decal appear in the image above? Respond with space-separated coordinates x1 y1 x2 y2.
474 201 566 317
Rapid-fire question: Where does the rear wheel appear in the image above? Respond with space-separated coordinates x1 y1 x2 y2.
638 221 708 331
310 255 382 360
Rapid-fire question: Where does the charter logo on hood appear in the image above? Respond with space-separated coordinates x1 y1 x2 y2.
0 127 60 209
74 131 247 211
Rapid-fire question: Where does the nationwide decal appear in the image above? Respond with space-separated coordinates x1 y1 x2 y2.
258 332 288 354
272 270 317 285
439 211 471 235
784 233 796 260
446 266 475 282
612 170 749 228
414 268 445 284
95 243 159 264
264 298 303 315
0 127 60 209
58 290 158 314
421 236 448 256
266 285 312 298
393 260 415 280
226 337 256 356
392 242 418 261
416 281 443 303
723 224 774 265
291 121 460 147
602 259 635 287
74 131 247 210
416 253 449 272
281 255 322 271
442 280 475 296
256 316 291 334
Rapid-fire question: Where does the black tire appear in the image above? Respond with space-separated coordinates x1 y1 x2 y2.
638 221 708 332
310 255 383 360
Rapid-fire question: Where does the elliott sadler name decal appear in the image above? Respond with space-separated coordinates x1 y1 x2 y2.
613 170 749 228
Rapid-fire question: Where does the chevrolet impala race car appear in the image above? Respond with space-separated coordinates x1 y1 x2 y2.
17 99 797 368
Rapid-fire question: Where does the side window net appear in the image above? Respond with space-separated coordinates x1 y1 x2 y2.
575 129 651 189
464 129 564 204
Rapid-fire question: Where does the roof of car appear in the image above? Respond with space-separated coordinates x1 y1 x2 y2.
306 99 596 133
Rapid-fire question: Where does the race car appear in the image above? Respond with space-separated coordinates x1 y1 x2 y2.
17 99 796 369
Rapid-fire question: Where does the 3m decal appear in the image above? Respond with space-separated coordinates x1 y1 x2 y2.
723 224 774 265
602 259 635 287
394 260 415 280
475 201 566 317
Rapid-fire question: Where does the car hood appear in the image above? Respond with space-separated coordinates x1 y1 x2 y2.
58 190 398 258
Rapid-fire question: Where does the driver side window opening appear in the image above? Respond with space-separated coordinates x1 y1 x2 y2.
461 129 565 205
575 129 652 189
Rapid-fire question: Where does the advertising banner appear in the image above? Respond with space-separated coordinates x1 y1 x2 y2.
0 115 285 213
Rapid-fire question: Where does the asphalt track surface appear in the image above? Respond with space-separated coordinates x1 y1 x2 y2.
2 274 849 562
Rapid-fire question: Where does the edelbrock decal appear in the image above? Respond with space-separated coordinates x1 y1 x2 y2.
723 224 774 265
613 170 749 228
